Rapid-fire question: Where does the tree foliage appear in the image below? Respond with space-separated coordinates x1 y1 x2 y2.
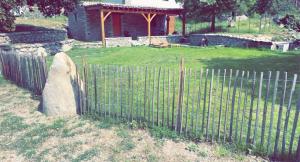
0 0 79 32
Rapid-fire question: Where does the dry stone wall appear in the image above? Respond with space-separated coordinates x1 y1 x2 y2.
189 34 274 48
0 30 67 44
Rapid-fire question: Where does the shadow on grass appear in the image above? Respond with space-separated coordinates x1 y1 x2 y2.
198 54 300 75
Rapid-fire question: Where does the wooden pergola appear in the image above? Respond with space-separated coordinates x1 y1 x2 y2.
86 3 185 47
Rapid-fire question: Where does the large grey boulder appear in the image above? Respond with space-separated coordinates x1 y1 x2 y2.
42 52 81 116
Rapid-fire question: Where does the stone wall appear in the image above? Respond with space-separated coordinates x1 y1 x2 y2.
105 35 183 47
189 34 273 48
0 30 67 44
68 6 88 41
11 40 73 55
106 37 132 47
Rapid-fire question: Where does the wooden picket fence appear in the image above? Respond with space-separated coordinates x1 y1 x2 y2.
76 60 300 160
0 47 47 95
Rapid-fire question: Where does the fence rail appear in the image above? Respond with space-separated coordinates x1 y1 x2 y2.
0 47 47 95
76 61 300 160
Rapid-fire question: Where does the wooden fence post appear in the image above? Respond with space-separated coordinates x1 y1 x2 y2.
176 58 184 133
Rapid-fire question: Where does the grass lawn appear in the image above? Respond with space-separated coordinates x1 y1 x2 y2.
66 46 300 75
64 46 300 157
15 16 67 30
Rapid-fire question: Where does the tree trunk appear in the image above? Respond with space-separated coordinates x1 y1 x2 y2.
211 13 216 32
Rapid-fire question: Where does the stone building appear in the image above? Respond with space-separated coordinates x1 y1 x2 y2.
68 0 184 46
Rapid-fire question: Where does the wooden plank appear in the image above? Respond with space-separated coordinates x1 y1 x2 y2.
253 72 264 145
267 71 280 152
235 71 245 142
206 69 214 140
282 74 297 154
274 72 288 157
261 71 271 146
212 69 220 142
195 69 203 135
246 72 256 144
157 67 161 126
185 69 191 135
229 70 239 142
217 69 226 142
289 92 300 155
223 69 233 142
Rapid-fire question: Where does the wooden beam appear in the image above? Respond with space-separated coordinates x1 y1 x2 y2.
147 13 151 42
182 13 186 36
150 14 157 22
141 13 148 21
103 11 112 21
100 10 106 47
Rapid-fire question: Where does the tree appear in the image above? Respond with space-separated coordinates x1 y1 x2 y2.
0 0 79 32
184 0 236 32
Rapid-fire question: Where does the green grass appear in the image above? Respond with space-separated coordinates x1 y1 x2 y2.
66 46 300 75
15 16 67 30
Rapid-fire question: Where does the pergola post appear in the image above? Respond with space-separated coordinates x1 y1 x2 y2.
141 13 156 44
182 13 186 36
100 10 112 47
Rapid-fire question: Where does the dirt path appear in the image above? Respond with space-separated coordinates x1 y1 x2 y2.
0 82 268 162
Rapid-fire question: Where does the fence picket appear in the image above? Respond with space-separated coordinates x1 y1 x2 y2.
212 69 220 142
235 71 245 142
289 94 300 155
152 68 156 127
267 71 280 153
202 69 209 134
191 70 197 134
274 72 288 157
206 69 214 140
223 69 233 142
167 68 170 128
217 69 226 142
229 70 239 142
246 72 256 144
162 68 165 127
282 74 297 154
261 71 271 146
185 69 191 135
172 69 176 130
253 72 264 145
195 69 203 135
144 66 148 120
157 67 161 126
